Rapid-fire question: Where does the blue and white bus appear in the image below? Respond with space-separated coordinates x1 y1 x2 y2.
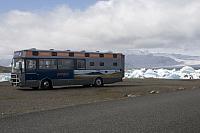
11 48 125 89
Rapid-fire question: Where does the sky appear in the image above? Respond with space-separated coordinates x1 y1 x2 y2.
1 0 200 58
0 0 98 12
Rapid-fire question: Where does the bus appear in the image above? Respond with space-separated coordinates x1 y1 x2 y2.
11 48 125 89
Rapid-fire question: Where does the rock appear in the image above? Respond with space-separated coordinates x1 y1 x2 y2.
149 90 159 94
192 86 198 90
124 94 138 98
123 94 128 97
177 87 185 90
127 94 137 98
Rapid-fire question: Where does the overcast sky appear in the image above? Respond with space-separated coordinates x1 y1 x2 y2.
1 0 200 58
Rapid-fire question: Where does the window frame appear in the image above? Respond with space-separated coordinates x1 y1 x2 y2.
76 59 86 70
85 53 90 57
32 51 39 56
99 62 104 66
113 54 117 58
69 52 74 57
52 52 57 56
26 59 37 70
90 62 95 66
113 62 118 66
99 54 104 58
38 59 57 69
57 59 74 70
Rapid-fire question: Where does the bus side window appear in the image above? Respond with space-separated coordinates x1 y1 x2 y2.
113 62 117 66
39 59 57 69
58 59 74 69
77 59 86 70
26 59 36 70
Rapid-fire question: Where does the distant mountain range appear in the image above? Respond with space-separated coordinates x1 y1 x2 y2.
0 59 12 67
125 51 200 68
0 66 11 73
125 54 182 68
1 51 200 69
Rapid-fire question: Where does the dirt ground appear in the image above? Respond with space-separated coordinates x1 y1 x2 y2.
1 79 200 118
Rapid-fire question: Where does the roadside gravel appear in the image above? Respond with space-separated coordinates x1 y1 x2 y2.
1 79 200 118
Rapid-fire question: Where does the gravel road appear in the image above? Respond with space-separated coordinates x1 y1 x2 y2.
1 87 200 133
1 79 200 118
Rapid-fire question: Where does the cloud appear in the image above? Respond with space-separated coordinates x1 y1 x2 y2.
1 0 200 58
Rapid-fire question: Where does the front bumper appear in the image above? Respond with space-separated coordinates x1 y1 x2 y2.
11 73 20 86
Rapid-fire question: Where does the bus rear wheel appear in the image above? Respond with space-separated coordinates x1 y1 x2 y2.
32 87 39 90
94 78 103 87
40 79 52 89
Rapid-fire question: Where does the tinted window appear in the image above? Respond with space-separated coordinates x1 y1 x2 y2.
113 62 117 66
113 54 117 58
58 59 74 69
69 52 74 57
52 52 57 56
100 62 104 66
99 54 104 58
39 59 57 69
12 59 25 73
77 59 86 69
90 62 94 66
85 53 90 57
26 59 36 69
32 51 38 56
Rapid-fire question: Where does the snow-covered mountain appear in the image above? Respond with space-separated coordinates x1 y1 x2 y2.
126 54 182 68
1 50 200 68
0 59 12 67
153 53 200 67
125 50 200 68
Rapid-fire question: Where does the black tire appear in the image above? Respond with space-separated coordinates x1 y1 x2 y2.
40 79 52 89
32 87 39 90
94 78 103 87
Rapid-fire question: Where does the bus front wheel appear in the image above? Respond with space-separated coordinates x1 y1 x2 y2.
40 79 52 89
94 78 103 87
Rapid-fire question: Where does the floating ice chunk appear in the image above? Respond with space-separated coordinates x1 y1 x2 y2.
130 69 144 78
0 73 11 82
156 69 171 78
166 73 181 79
144 69 159 78
125 68 145 79
180 66 195 74
125 66 200 80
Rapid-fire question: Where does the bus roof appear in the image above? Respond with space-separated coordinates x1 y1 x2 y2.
13 48 124 59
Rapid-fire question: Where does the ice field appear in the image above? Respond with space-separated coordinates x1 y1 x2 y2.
0 66 200 82
125 66 200 79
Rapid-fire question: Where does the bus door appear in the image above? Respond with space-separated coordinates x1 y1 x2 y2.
57 59 74 79
25 59 38 81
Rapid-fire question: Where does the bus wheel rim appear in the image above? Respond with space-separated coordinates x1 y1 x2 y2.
44 81 49 87
96 79 102 86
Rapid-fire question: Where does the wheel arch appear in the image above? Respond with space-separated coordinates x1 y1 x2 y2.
39 77 53 89
93 77 104 87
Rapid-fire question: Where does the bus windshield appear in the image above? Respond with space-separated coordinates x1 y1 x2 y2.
12 59 24 73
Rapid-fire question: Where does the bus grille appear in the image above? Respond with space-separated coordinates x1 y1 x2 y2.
11 74 20 86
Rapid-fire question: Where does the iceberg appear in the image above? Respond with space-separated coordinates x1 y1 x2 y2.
180 66 195 74
144 69 159 78
125 66 200 80
1 66 200 82
0 73 11 82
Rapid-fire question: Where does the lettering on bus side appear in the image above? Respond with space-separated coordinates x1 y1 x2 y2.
57 73 70 77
